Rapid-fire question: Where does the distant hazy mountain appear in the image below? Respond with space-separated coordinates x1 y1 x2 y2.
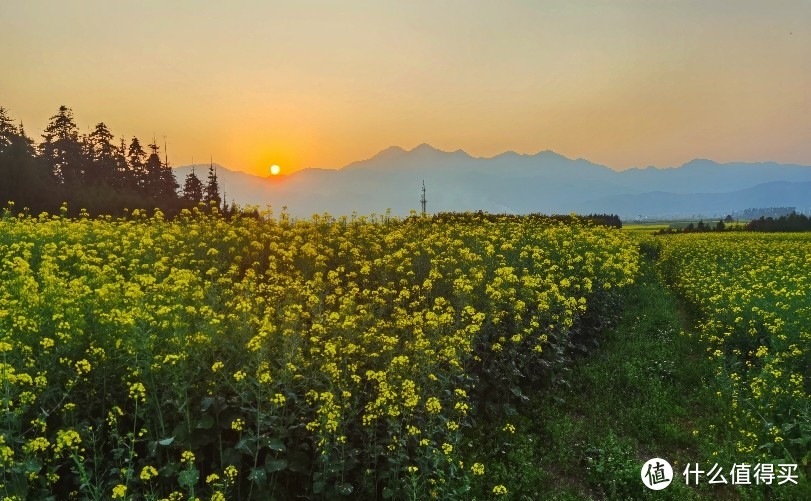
173 146 811 219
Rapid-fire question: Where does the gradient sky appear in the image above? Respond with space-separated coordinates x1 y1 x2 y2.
2 0 810 176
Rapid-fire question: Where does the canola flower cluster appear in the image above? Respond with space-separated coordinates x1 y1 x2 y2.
0 207 637 499
659 233 811 468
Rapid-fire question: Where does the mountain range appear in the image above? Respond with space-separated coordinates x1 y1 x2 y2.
173 145 811 219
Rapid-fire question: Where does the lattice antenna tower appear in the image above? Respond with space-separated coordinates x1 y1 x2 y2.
420 180 427 215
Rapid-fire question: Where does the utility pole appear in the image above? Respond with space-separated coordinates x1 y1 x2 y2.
420 180 427 215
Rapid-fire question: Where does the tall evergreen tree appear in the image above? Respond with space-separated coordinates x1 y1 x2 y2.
143 142 162 195
0 107 17 153
157 152 179 200
182 167 204 205
85 122 117 184
142 141 178 200
127 137 148 190
113 136 131 189
16 122 35 156
40 105 83 183
0 107 56 211
204 161 221 209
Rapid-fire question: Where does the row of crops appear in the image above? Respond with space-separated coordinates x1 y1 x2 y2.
0 208 638 500
658 233 811 471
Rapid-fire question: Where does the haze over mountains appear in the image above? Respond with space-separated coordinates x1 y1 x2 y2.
174 145 811 219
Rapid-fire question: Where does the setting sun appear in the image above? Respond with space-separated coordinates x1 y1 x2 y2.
270 164 280 176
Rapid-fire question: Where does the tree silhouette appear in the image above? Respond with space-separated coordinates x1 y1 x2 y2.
204 162 221 209
127 137 148 190
0 104 244 218
0 107 58 212
0 107 17 152
40 105 83 183
143 142 178 199
84 122 118 185
113 136 131 189
156 151 180 200
182 167 204 205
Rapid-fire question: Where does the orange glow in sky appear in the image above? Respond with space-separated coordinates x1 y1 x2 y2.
2 1 810 176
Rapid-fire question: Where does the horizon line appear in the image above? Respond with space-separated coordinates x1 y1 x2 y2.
170 144 811 177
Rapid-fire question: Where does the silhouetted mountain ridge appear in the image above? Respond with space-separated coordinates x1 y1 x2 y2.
173 146 811 218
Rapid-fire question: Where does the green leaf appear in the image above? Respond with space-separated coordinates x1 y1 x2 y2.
200 396 214 412
312 479 325 494
266 437 286 452
265 459 288 472
158 437 174 446
236 437 256 455
337 483 354 495
21 458 41 473
196 415 215 430
382 487 393 499
248 467 267 484
178 468 199 488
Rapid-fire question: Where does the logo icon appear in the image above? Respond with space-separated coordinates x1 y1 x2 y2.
641 458 673 490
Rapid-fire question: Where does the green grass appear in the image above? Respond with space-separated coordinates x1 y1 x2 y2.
464 257 738 499
622 223 671 234
623 222 749 234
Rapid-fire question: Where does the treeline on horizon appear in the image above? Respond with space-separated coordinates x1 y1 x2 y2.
0 105 240 217
424 211 623 228
745 212 811 232
656 212 811 234
418 211 622 229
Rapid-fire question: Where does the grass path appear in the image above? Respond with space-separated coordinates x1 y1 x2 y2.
468 258 735 499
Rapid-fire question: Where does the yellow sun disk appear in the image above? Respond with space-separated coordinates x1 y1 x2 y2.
270 165 280 175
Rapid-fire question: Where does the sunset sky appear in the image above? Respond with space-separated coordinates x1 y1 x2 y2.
2 1 810 176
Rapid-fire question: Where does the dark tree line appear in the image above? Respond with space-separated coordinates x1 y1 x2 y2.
655 212 811 234
745 212 811 232
419 212 623 228
1 105 225 217
655 219 731 234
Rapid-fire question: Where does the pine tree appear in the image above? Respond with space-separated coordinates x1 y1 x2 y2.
204 161 221 209
16 122 35 156
127 137 147 190
142 142 178 200
113 136 131 189
0 107 56 211
0 107 16 154
221 197 230 217
143 142 162 196
85 122 117 184
40 105 83 183
157 154 179 201
182 167 204 205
